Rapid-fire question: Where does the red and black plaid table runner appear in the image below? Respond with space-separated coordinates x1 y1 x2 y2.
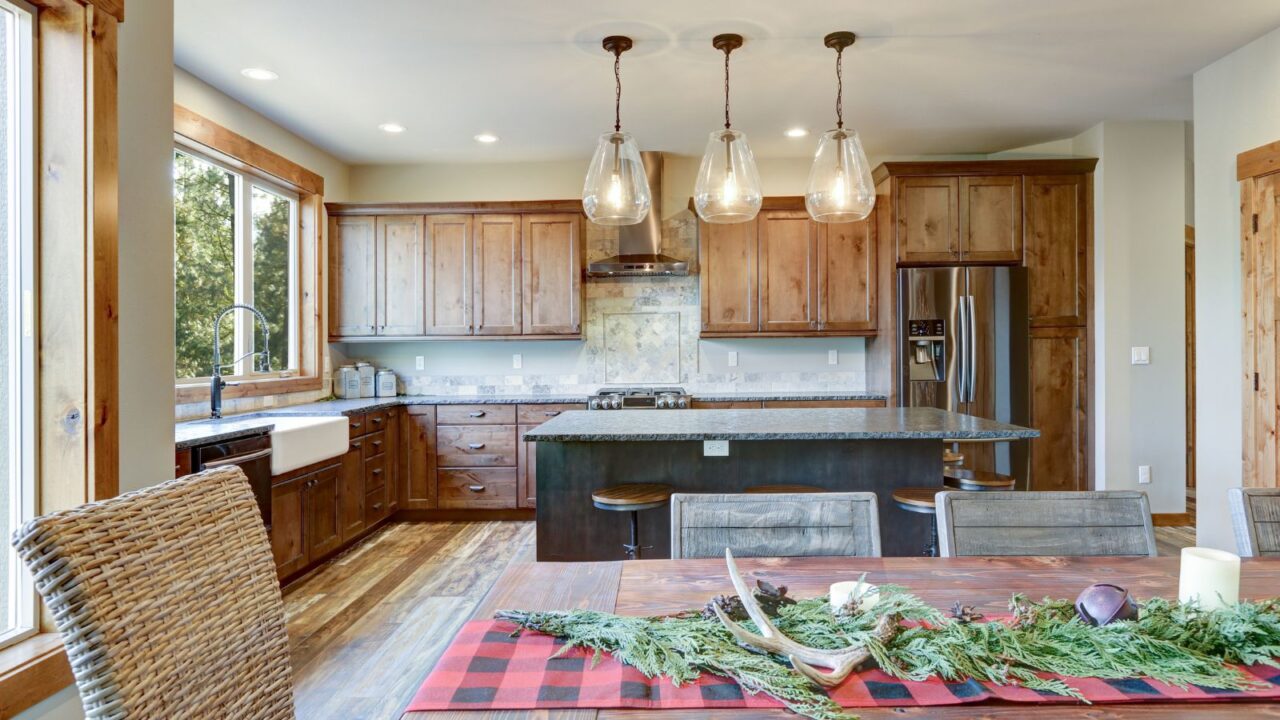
406 619 1280 712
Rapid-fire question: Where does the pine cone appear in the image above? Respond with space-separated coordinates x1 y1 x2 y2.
949 602 984 624
702 594 748 621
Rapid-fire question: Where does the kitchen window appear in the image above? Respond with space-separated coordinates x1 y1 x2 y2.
174 145 300 382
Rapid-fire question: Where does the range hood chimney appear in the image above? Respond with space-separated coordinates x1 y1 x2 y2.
586 151 689 278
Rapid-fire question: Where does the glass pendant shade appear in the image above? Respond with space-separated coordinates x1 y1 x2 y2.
804 128 875 223
694 129 763 224
582 131 651 226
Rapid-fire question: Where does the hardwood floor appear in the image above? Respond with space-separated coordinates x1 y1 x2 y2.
284 520 1198 719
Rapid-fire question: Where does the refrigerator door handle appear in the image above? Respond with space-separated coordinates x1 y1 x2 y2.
957 294 969 405
966 294 978 403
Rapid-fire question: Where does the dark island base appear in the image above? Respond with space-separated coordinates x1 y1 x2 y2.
535 439 940 560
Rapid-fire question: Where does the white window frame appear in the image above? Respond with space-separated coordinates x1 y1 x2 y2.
173 142 301 382
2 0 37 652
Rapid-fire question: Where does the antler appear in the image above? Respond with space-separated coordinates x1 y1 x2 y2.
712 549 896 687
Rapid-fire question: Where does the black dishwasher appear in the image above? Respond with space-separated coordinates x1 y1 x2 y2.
194 433 273 529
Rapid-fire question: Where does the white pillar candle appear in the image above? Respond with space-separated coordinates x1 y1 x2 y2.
830 580 878 612
1178 547 1241 611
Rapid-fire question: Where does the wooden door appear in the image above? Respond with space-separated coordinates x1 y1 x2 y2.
518 424 537 508
303 464 342 560
1244 173 1280 489
1025 174 1088 326
425 214 474 335
404 406 437 509
817 217 876 332
959 176 1023 263
473 214 522 335
270 476 306 579
328 215 377 337
521 214 581 335
1028 325 1087 492
374 215 425 335
758 210 818 332
896 176 960 264
1185 227 1196 491
699 217 759 333
339 442 364 542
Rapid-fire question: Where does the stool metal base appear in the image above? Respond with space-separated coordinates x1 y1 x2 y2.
593 498 667 560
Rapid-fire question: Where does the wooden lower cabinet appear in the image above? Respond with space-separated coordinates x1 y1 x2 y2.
271 461 342 581
304 464 342 559
1028 325 1087 492
761 399 888 409
404 406 438 509
339 443 365 542
438 468 517 509
691 400 763 409
518 424 537 508
270 475 306 580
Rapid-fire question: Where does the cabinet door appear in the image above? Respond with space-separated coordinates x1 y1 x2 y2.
699 218 759 333
896 176 960 264
425 214 474 335
376 215 425 336
329 215 377 337
1025 174 1088 326
517 424 537 508
339 442 364 543
1028 326 1087 492
473 214 522 335
384 410 401 513
521 214 581 335
759 211 818 332
959 176 1022 263
817 217 876 332
304 464 342 560
404 406 437 509
270 476 306 580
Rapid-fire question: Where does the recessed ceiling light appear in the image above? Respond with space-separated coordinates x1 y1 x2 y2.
240 68 278 81
378 123 406 134
474 133 499 144
785 127 809 138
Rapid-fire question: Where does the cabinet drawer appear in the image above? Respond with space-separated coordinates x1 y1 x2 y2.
691 400 763 409
438 468 517 509
366 409 391 433
364 454 387 492
436 404 516 425
516 403 584 424
362 430 387 459
762 399 886 408
347 413 367 438
436 425 517 467
364 484 388 525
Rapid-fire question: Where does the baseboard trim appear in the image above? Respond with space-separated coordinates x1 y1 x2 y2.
1153 512 1194 527
394 509 535 522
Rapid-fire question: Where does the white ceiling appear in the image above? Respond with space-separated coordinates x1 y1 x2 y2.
174 0 1280 165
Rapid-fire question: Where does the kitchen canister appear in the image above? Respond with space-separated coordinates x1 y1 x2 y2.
335 365 360 399
356 362 376 398
375 369 398 398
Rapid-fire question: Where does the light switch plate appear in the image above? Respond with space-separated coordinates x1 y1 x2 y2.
1137 465 1152 484
512 353 523 369
262 395 275 408
828 349 838 365
415 355 425 370
1131 347 1150 365
728 351 738 368
703 440 730 457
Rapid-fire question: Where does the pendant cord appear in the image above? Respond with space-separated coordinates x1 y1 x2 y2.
613 50 622 133
835 46 844 130
723 48 732 130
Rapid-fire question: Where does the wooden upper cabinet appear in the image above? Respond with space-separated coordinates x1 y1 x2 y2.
759 210 819 332
522 214 581 335
896 176 960 264
329 216 377 337
1025 174 1088 326
473 215 522 335
424 214 474 335
699 217 759 333
376 216 425 336
959 176 1022 263
818 219 876 331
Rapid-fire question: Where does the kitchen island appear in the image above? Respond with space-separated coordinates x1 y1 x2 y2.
525 407 1038 559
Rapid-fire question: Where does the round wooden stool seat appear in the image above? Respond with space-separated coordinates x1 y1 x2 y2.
592 483 674 512
943 467 1016 490
745 484 824 494
892 487 942 514
943 450 965 465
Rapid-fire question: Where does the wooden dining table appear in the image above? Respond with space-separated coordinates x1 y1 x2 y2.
402 555 1280 719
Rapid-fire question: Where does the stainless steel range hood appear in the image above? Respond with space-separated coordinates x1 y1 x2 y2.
586 151 689 278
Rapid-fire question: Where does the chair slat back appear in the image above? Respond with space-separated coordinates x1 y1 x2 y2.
936 490 1157 557
1229 487 1280 557
670 492 881 559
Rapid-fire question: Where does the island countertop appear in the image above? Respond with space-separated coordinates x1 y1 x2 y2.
524 406 1038 442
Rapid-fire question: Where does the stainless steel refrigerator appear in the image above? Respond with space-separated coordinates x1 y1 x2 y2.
898 267 1030 482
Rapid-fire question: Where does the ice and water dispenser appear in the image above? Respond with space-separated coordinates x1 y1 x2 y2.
907 319 946 382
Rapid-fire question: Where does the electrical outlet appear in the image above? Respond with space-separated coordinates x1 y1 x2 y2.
262 395 275 408
828 349 838 365
703 440 730 457
415 355 425 370
1137 465 1152 485
512 353 523 369
728 351 738 368
1131 347 1150 365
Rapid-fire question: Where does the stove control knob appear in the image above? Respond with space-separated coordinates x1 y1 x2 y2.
677 397 689 409
609 396 622 409
656 396 670 408
589 398 601 410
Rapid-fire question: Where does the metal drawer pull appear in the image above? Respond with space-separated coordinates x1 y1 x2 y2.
202 448 273 468
468 411 486 418
467 484 486 493
544 411 561 417
371 468 383 476
467 443 485 449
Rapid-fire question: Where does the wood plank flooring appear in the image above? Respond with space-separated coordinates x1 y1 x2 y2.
284 520 1198 720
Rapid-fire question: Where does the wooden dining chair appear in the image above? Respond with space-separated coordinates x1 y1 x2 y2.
935 490 1157 558
1229 487 1280 557
10 466 295 720
669 492 881 559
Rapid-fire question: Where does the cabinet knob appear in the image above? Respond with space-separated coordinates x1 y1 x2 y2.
544 410 560 417
468 411 486 418
372 468 383 476
467 484 486 493
467 443 486 450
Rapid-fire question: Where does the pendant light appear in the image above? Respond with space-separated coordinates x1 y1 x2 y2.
583 35 652 226
693 34 763 224
804 31 875 223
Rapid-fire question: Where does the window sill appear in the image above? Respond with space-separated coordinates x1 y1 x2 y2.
0 633 73 717
175 375 322 405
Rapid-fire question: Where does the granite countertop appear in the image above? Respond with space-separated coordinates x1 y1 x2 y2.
693 391 887 402
523 407 1039 442
175 416 275 449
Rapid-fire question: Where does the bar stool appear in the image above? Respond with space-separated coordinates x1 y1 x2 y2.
745 484 824 494
591 483 674 560
943 449 965 466
943 467 1016 491
892 488 944 557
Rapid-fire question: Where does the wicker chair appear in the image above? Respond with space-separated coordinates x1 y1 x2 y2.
10 466 295 719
